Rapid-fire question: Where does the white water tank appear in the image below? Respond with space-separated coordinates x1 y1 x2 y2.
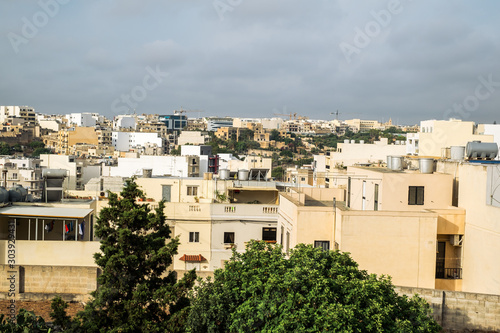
450 146 465 161
387 155 393 169
219 169 230 180
391 156 403 171
350 140 355 144
360 140 364 144
238 169 249 181
344 139 349 144
419 158 434 174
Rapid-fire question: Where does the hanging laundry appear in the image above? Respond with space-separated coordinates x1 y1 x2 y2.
45 224 49 232
69 221 74 232
50 220 54 232
65 224 69 233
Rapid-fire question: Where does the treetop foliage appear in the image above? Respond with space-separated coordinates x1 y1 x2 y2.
187 241 440 333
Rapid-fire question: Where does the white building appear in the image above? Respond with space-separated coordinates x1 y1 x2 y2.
40 154 100 191
478 124 500 160
0 106 36 123
113 115 136 130
326 138 407 168
68 113 96 127
112 132 164 153
206 117 233 131
104 155 208 178
177 131 210 146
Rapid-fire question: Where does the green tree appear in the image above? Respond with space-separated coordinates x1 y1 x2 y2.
187 241 440 333
0 309 50 332
270 129 280 141
50 296 71 330
271 166 284 181
279 149 293 158
0 142 11 155
73 178 196 332
32 148 52 157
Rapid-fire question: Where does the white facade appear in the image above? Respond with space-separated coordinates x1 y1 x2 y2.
177 131 209 145
478 124 500 160
330 138 407 167
406 133 419 155
69 113 96 127
207 118 233 131
113 115 136 130
105 155 209 178
112 132 163 152
0 106 35 123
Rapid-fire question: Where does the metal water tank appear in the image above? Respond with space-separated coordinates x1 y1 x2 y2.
219 169 230 180
9 185 28 202
42 169 68 178
350 140 355 144
359 140 364 144
419 158 434 174
386 155 393 169
450 146 465 161
238 169 249 181
391 156 403 171
0 187 9 203
344 139 349 144
466 142 499 159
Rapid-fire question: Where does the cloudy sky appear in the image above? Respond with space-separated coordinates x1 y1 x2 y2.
1 1 499 125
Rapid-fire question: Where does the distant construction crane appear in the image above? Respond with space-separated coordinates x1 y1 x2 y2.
330 110 341 120
274 112 297 120
174 107 204 118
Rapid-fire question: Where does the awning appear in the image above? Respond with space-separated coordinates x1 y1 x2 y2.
0 206 93 219
179 254 206 262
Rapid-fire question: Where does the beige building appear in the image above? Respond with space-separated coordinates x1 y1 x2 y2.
344 119 383 133
177 131 210 146
418 119 493 157
136 176 279 275
56 127 112 155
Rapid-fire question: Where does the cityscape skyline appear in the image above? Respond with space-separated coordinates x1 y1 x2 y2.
1 1 500 125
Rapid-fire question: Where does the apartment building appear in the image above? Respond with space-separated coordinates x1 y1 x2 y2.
344 119 383 133
136 176 279 275
278 163 466 291
177 131 210 146
206 117 233 131
417 119 493 157
0 106 36 124
55 127 112 155
323 138 407 169
112 131 165 153
0 157 43 198
40 154 100 191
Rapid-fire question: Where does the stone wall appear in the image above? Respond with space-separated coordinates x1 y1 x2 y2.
0 265 99 301
396 286 500 332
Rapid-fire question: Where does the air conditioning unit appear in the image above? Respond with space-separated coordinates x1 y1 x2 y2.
450 235 463 247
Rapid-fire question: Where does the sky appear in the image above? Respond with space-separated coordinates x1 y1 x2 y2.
1 1 500 125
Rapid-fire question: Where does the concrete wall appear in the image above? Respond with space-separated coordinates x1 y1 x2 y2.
396 286 500 332
337 210 438 289
0 265 98 300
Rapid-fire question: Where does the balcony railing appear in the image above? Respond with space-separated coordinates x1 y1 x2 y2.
436 259 462 279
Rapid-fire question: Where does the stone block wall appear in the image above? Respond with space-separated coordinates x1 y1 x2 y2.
396 286 500 331
0 265 98 301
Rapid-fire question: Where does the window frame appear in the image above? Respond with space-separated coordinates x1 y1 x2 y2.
223 232 235 244
187 186 198 196
189 231 199 243
408 186 425 205
314 240 330 251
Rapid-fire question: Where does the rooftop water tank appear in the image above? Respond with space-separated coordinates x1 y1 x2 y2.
9 185 28 202
391 156 403 171
359 140 364 144
0 187 9 203
466 142 499 159
386 155 393 169
42 169 67 178
419 158 434 174
344 139 349 144
350 140 355 144
450 146 465 161
219 169 230 180
238 169 249 181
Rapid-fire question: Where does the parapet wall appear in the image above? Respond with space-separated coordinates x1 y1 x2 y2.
396 286 500 331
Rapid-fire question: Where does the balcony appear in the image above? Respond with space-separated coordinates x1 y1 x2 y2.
164 203 279 221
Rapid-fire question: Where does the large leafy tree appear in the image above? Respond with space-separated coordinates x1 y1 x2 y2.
187 241 440 333
73 178 196 332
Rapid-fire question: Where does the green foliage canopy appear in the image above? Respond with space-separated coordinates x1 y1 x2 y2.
74 178 196 332
187 241 440 333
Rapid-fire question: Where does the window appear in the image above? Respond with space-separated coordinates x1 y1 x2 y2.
314 241 330 251
280 226 284 245
187 186 198 196
223 232 235 244
262 227 277 242
374 184 379 211
408 186 424 205
189 232 199 243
